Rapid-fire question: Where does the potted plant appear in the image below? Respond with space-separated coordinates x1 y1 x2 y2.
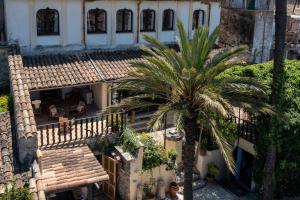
206 163 220 182
165 149 180 198
169 181 179 198
143 183 155 200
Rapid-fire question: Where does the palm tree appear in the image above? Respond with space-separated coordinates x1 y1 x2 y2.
262 0 287 199
113 20 273 200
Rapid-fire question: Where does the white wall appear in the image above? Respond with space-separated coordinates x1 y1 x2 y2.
5 0 220 51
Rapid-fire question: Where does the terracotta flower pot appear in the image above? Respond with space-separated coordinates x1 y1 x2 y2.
169 182 179 198
200 148 207 156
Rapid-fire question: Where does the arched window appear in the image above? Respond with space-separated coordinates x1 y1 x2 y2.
140 9 155 32
36 8 59 35
192 9 205 30
87 9 107 33
116 9 133 33
162 9 174 31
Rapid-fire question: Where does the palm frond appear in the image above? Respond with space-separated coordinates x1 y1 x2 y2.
207 118 236 173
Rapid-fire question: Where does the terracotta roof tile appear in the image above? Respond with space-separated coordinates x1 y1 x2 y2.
22 53 103 90
0 112 31 194
21 50 146 90
40 146 109 193
8 45 37 139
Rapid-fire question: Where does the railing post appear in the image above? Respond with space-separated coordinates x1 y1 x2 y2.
75 120 78 140
69 120 72 141
63 122 67 142
46 125 49 146
91 117 94 137
39 126 43 147
80 119 83 139
52 124 55 145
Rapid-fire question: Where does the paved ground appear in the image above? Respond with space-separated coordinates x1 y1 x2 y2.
168 183 259 200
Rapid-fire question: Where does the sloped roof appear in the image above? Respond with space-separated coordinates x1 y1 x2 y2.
21 50 145 91
8 45 37 139
22 53 103 90
40 146 109 193
0 112 30 194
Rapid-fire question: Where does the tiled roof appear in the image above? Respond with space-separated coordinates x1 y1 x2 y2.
8 45 37 139
22 53 103 90
89 50 144 81
0 112 30 194
21 50 145 90
40 145 109 193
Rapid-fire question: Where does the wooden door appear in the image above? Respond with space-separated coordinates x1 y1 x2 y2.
101 155 117 200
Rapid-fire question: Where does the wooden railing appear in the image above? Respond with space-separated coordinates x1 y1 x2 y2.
37 112 126 147
231 116 257 143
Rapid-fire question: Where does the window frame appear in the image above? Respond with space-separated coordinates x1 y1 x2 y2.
36 8 60 36
192 9 205 30
162 9 174 31
140 9 156 32
87 8 107 34
116 9 133 33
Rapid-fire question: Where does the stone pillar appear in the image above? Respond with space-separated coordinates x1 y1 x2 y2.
115 142 144 200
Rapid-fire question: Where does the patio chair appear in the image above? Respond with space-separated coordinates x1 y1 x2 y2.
32 100 41 114
49 105 58 118
77 101 86 113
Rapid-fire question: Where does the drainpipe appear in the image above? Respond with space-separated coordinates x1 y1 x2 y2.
136 0 141 44
82 0 86 49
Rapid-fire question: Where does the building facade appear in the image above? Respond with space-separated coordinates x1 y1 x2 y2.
4 0 221 53
220 0 275 63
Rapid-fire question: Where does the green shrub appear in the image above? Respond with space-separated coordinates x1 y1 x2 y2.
221 60 300 197
207 163 220 178
167 149 177 161
0 184 31 200
0 94 10 113
140 133 168 171
119 128 140 155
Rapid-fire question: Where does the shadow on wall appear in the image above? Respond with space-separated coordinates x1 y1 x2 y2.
0 47 9 90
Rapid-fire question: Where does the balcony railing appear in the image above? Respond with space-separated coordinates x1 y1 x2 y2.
37 112 126 147
231 116 257 143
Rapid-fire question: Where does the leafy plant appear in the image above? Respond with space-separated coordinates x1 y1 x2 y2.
167 149 177 161
0 94 11 113
143 182 155 199
119 128 140 155
0 184 31 200
207 163 220 178
221 60 300 197
140 133 168 171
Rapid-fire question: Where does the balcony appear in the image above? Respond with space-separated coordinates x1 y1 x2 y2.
37 112 126 148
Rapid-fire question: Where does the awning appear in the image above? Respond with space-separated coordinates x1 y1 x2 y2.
40 146 108 193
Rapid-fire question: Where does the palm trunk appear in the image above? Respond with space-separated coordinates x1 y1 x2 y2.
183 113 198 200
262 0 286 199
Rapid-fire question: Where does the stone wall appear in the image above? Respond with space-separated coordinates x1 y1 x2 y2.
220 8 274 63
220 8 255 47
0 47 9 89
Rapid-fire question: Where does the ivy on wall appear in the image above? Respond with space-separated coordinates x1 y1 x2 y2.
221 60 300 197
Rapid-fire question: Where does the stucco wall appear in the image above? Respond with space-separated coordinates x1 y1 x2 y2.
4 0 221 52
